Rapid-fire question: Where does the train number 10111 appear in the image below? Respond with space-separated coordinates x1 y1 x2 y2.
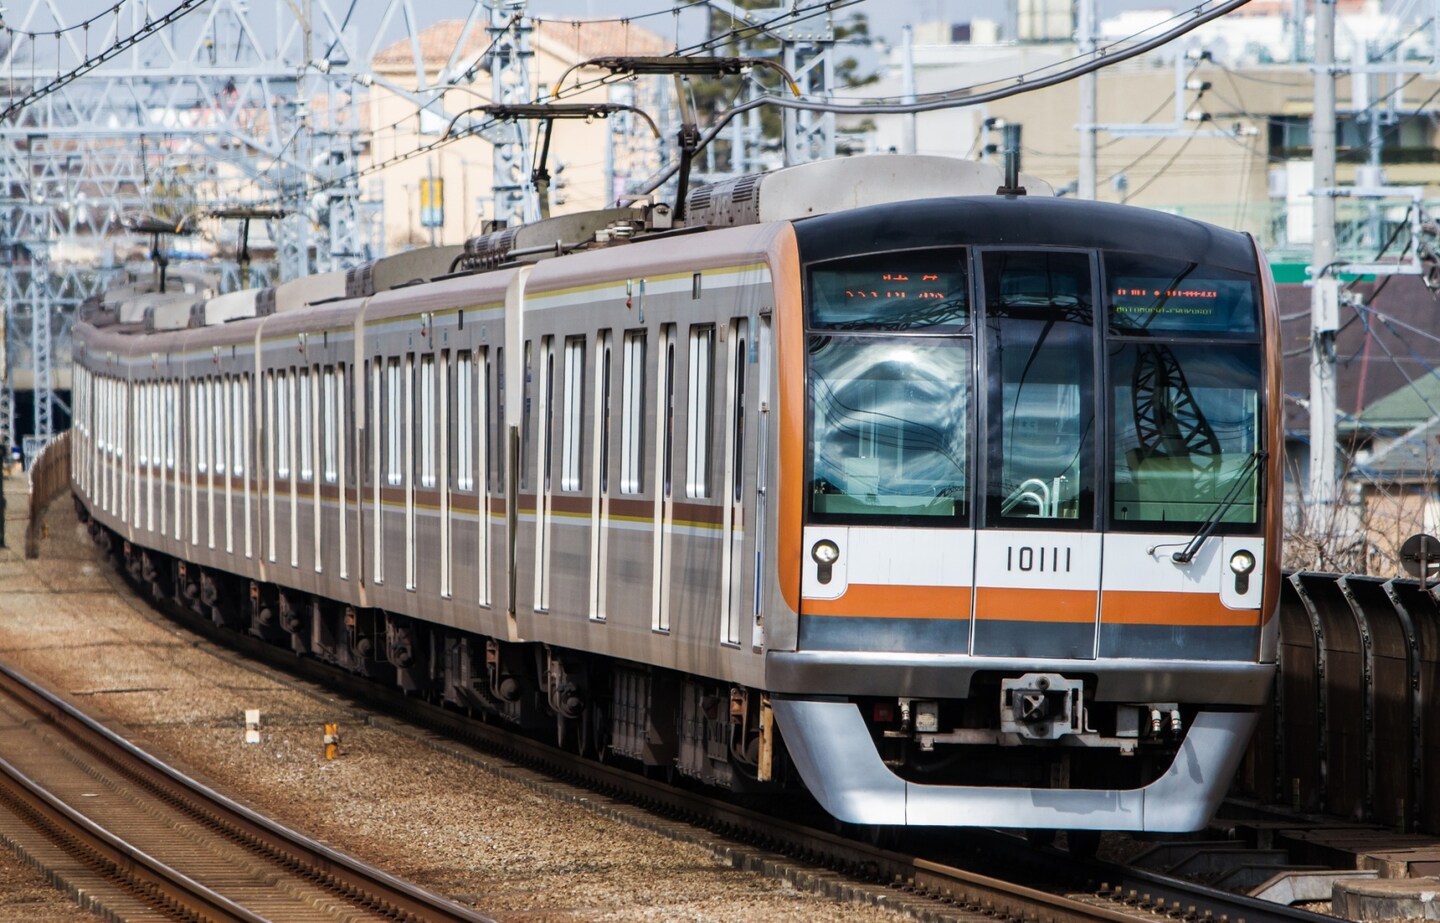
1005 545 1073 574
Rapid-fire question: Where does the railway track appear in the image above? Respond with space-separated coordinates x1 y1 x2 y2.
0 658 495 923
136 574 1340 923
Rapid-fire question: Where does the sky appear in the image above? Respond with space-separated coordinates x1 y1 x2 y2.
397 0 1169 53
7 1 1246 73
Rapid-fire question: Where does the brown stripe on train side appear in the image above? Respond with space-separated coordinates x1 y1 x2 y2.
1101 590 1259 627
671 500 723 526
973 587 1098 623
802 584 973 620
550 494 592 515
604 497 652 519
450 495 483 515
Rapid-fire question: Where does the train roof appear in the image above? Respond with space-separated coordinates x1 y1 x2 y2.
683 154 1053 228
791 194 1259 273
76 156 1263 366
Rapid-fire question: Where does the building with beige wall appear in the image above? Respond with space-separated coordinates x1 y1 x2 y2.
366 18 670 252
849 5 1440 257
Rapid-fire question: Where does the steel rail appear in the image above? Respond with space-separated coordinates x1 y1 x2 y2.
0 659 498 923
0 754 265 923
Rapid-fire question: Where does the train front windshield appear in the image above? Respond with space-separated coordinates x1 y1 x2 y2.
807 250 972 525
805 247 1264 533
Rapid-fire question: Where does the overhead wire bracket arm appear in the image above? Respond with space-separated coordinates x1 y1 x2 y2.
442 103 663 219
550 55 802 99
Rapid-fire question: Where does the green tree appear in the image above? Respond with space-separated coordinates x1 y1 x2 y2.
680 0 875 172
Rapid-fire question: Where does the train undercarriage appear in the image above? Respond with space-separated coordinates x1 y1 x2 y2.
96 506 783 796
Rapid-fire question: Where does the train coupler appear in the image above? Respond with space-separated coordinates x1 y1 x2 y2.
1000 673 1086 741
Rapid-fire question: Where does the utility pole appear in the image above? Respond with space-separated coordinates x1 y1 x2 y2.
1309 0 1339 508
1077 0 1097 198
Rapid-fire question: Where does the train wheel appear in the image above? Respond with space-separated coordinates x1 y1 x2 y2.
555 712 576 752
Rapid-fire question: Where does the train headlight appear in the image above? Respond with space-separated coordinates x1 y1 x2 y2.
1229 550 1256 575
811 540 840 565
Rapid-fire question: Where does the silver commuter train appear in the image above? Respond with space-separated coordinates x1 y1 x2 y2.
71 155 1283 832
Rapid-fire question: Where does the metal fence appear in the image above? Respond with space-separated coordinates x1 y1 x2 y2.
25 430 70 559
1238 570 1440 834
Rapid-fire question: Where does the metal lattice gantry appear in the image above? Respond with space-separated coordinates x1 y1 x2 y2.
487 2 535 227
0 0 615 457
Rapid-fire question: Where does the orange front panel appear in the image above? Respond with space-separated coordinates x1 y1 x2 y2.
803 584 973 620
1101 590 1260 627
974 587 1098 623
771 225 806 616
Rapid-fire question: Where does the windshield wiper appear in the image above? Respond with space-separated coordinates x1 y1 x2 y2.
1171 450 1266 564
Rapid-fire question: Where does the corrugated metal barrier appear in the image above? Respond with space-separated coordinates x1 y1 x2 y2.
25 431 71 559
1237 570 1439 833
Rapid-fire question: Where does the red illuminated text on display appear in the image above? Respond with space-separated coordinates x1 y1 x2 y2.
842 271 952 302
1115 287 1219 300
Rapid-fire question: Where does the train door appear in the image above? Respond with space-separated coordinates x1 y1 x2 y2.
533 336 554 611
972 249 1099 660
752 316 772 649
720 319 751 648
476 347 491 607
265 370 278 565
286 368 300 569
405 352 416 590
221 372 234 556
308 364 322 575
588 332 611 621
239 373 252 561
203 377 215 550
143 380 154 535
325 364 343 578
170 380 181 545
651 324 676 633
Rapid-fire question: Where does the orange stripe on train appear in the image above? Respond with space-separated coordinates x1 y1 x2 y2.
802 584 973 619
1101 591 1259 627
974 587 1097 623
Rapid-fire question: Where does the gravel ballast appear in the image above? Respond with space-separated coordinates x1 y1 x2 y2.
0 478 913 923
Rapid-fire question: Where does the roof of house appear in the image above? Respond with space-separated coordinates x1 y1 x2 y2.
1356 417 1440 480
372 17 671 72
1343 370 1440 434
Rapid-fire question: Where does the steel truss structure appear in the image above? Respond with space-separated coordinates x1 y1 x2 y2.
0 0 554 458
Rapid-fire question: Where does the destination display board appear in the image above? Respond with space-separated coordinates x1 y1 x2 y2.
1105 253 1259 336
